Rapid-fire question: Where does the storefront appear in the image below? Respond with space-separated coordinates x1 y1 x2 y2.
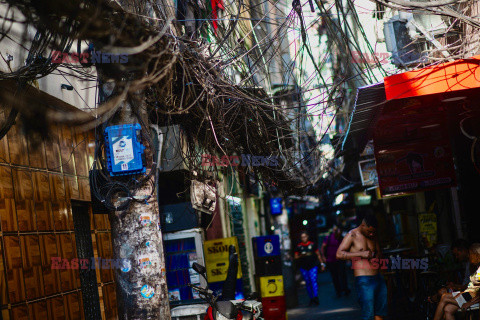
343 55 480 250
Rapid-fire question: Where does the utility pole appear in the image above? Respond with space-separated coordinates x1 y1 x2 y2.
108 102 171 319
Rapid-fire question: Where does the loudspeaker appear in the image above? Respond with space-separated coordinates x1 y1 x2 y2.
157 170 189 205
160 202 199 232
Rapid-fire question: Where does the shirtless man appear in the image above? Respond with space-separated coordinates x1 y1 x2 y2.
336 213 387 320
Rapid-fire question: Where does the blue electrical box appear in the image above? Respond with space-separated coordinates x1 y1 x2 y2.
253 235 281 258
270 198 282 215
104 124 146 176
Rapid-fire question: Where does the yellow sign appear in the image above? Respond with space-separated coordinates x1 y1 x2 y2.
204 237 242 283
259 275 284 298
419 212 437 247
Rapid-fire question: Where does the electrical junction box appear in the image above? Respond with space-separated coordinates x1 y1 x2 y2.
104 124 146 176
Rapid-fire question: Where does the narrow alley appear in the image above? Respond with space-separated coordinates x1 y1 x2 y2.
288 270 361 320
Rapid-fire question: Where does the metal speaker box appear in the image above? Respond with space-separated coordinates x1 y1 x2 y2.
160 202 199 233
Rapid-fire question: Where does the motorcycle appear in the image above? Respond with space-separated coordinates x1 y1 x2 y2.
188 245 263 320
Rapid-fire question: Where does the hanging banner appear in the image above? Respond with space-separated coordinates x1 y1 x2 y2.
204 237 242 283
375 140 456 196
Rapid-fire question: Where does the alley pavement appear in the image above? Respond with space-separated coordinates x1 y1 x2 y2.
288 269 361 320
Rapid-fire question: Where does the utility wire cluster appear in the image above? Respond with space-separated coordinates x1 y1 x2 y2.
0 0 478 194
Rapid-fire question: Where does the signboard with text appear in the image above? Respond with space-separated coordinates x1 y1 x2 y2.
375 140 456 196
204 237 242 283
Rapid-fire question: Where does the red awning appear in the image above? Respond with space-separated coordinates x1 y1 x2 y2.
384 55 480 100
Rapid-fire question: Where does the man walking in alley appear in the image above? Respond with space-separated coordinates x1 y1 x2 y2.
295 231 326 306
336 213 387 320
321 225 351 297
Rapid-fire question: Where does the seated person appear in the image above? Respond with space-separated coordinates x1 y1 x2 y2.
430 239 471 303
433 243 480 320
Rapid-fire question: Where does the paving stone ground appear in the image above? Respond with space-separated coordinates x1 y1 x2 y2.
287 269 362 320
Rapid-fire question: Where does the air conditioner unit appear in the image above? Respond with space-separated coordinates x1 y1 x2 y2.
384 16 428 67
413 12 448 36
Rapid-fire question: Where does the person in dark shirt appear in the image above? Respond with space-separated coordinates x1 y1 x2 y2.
321 225 351 297
295 231 326 305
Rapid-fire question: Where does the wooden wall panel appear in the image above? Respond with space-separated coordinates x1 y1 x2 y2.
28 139 47 169
78 177 90 201
66 292 83 320
34 171 51 202
29 301 49 320
45 129 62 172
21 235 41 268
36 202 54 231
42 265 61 296
7 268 25 303
23 266 44 299
98 233 113 283
0 198 17 232
94 214 107 231
0 243 7 306
13 169 34 201
52 202 69 231
40 234 58 266
0 125 117 319
49 173 66 202
64 175 80 201
7 123 28 167
10 305 29 320
16 200 36 232
86 132 96 170
49 296 67 320
103 284 118 320
0 111 9 164
73 130 89 177
4 236 22 269
0 165 13 199
60 127 76 175
57 234 75 291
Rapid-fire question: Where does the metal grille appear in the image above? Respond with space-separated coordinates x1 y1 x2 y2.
72 202 102 320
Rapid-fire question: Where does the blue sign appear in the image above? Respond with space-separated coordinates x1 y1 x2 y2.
270 198 282 215
253 235 280 258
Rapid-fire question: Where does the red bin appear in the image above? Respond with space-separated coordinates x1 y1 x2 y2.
261 296 286 320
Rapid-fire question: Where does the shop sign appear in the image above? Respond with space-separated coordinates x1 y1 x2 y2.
354 192 372 206
418 212 438 247
375 140 456 196
204 237 242 282
253 235 280 258
358 158 378 186
270 198 282 215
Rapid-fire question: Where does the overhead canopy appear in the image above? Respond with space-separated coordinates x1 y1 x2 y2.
342 82 386 153
384 55 480 100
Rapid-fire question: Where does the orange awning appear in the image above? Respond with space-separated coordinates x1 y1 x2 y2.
384 55 480 100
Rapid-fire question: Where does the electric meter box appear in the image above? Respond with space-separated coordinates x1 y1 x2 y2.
104 124 146 176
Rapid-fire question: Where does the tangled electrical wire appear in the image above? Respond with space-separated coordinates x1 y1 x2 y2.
1 0 480 195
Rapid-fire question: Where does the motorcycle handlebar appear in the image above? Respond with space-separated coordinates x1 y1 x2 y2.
187 284 214 301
